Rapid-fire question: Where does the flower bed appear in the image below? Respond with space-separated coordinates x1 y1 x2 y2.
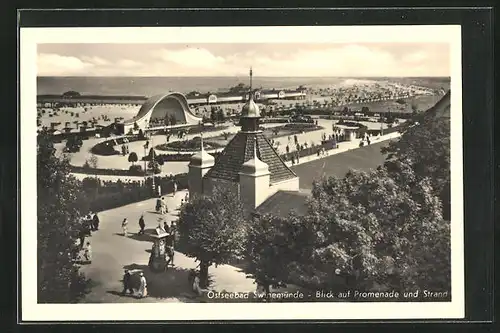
90 135 144 156
156 136 226 152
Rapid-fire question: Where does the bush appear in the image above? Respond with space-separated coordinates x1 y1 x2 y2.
90 141 120 156
129 164 143 175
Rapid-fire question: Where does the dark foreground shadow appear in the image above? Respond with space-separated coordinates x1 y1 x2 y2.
106 290 140 299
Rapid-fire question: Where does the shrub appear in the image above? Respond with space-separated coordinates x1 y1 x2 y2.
129 164 143 175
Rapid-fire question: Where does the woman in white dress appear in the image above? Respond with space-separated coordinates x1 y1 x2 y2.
138 272 148 298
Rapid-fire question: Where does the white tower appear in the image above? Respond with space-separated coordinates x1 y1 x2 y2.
238 137 270 211
188 134 215 197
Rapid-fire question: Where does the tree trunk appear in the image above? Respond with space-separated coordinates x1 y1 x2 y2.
199 261 210 289
264 283 271 302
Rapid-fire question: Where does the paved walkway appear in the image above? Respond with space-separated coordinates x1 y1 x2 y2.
71 130 401 182
79 190 256 303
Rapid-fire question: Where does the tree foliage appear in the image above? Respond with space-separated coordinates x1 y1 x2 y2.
247 104 451 293
37 131 92 303
177 187 247 287
128 152 138 165
245 212 315 294
303 165 450 291
382 111 450 219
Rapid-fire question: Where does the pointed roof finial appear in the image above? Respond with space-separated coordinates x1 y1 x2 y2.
250 67 253 90
249 67 253 100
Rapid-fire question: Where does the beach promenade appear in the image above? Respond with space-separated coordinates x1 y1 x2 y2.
77 128 398 303
79 189 257 303
69 119 400 182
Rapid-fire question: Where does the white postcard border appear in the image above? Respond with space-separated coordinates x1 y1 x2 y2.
20 25 463 321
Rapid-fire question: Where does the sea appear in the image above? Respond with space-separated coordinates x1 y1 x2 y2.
37 76 450 97
37 76 357 96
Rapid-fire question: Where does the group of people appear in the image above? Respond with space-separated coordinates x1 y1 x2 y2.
74 212 99 263
122 270 148 298
156 197 168 215
121 144 130 156
116 190 188 299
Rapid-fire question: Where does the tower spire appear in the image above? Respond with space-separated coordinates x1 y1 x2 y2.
249 67 253 92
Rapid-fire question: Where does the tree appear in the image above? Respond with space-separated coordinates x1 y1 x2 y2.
133 122 139 131
128 152 138 165
147 148 156 163
245 212 312 297
177 187 247 288
299 164 449 292
216 109 225 124
210 108 217 124
382 112 450 219
169 114 177 126
88 154 98 170
37 130 92 303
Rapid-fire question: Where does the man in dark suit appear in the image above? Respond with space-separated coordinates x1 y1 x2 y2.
122 270 134 295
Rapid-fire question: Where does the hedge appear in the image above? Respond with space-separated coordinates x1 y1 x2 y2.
80 173 189 212
143 151 224 163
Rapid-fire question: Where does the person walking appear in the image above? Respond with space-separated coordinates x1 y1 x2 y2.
78 228 86 249
166 244 175 267
173 181 178 196
83 241 92 263
92 212 100 231
138 272 148 298
161 197 168 214
122 270 134 295
138 215 145 235
163 221 170 234
155 196 162 213
184 192 189 203
122 218 128 237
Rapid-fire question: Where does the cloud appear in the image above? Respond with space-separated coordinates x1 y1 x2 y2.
37 44 450 77
403 51 429 63
153 47 225 68
81 56 109 66
116 59 142 68
37 53 94 75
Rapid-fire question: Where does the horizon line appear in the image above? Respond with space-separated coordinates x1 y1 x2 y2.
37 75 451 78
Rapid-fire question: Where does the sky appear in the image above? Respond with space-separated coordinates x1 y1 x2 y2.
37 43 450 77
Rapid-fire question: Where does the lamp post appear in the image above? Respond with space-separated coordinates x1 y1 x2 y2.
143 142 147 186
151 132 155 191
